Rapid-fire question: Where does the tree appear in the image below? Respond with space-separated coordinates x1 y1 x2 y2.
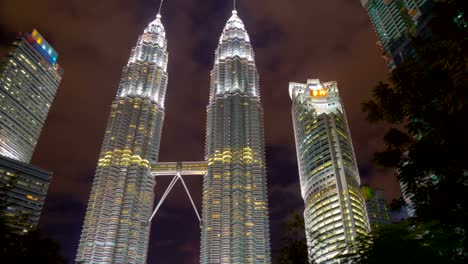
362 0 468 227
349 221 465 264
276 213 309 264
0 198 66 263
275 212 351 264
360 0 467 262
0 215 66 263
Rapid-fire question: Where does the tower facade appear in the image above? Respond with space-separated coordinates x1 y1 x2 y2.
289 79 370 263
0 29 61 233
360 186 391 231
76 13 168 263
0 29 63 163
200 10 271 264
0 155 52 233
360 0 432 68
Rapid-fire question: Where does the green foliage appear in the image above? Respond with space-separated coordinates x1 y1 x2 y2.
360 0 468 262
349 221 465 264
362 0 468 226
0 210 66 263
276 213 309 264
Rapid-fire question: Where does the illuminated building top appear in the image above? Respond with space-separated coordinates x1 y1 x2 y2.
118 13 169 106
0 29 62 162
29 29 58 64
211 10 257 98
290 79 369 263
289 79 343 118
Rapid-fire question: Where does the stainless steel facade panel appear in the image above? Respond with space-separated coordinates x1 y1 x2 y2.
76 14 168 264
200 11 271 264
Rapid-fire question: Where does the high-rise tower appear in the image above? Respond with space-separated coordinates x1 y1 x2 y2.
76 12 168 263
360 0 432 68
0 155 52 233
289 79 370 263
0 29 63 163
200 9 271 264
0 29 62 233
361 186 391 231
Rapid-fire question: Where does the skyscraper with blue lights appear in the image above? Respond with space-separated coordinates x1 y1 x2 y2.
0 29 62 234
0 29 63 163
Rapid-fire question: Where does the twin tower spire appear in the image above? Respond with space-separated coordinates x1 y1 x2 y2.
76 1 271 264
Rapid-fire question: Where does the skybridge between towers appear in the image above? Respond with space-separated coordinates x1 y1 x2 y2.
148 161 207 224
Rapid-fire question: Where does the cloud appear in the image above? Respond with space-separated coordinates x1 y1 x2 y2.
0 0 400 263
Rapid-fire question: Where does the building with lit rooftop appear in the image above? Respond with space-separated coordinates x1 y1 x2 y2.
0 29 63 163
0 29 61 233
200 9 272 264
76 11 169 264
289 79 370 263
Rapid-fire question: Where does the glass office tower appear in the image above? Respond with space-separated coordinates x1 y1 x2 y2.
76 13 168 264
289 79 370 263
0 29 63 163
360 186 391 231
360 0 432 68
200 10 271 264
0 155 51 233
0 29 61 233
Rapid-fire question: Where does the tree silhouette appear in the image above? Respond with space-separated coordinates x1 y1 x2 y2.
0 187 66 263
362 0 468 228
276 213 309 264
359 0 467 262
347 221 464 264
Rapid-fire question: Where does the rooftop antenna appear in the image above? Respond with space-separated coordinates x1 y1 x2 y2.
233 0 237 14
157 0 165 17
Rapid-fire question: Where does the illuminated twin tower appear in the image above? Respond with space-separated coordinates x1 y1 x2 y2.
76 5 271 264
76 2 370 264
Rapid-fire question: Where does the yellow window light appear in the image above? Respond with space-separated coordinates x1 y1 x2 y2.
26 195 39 201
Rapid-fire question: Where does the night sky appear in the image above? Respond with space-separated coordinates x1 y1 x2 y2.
0 0 402 263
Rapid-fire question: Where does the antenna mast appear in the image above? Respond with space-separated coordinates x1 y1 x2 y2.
158 0 165 15
233 0 236 10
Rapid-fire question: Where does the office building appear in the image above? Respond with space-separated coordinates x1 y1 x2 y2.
360 0 433 68
0 29 61 233
0 155 51 233
290 79 370 263
200 9 272 263
76 12 168 263
0 29 63 163
400 182 416 217
360 186 391 230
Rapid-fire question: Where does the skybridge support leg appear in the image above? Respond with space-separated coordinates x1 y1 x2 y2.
149 175 179 222
178 173 202 222
148 168 204 226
